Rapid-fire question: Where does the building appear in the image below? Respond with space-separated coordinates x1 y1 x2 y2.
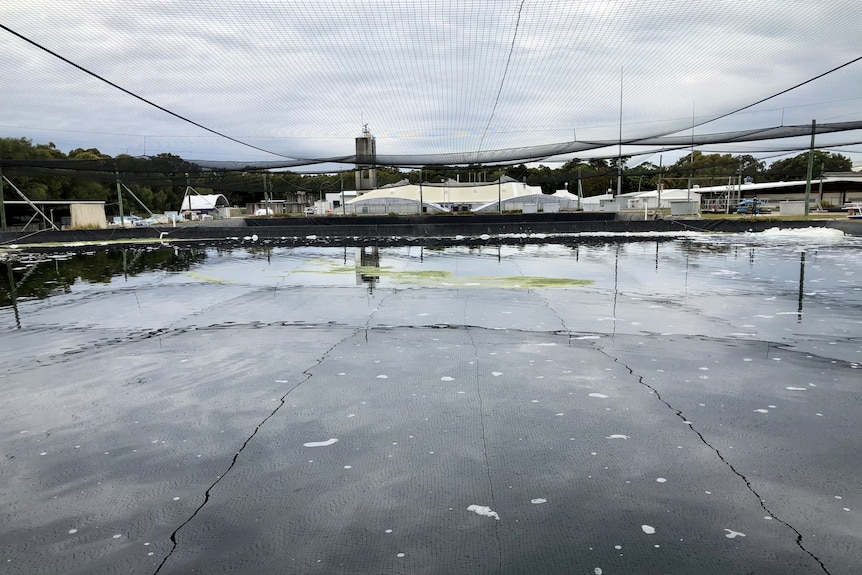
1 200 107 231
689 173 862 209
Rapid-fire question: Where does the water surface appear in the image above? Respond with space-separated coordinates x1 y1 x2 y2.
1 229 860 574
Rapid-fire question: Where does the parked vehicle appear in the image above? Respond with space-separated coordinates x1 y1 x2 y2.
736 198 770 215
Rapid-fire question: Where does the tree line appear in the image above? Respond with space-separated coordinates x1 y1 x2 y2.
0 137 852 216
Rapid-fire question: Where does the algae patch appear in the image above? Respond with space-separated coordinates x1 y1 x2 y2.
495 276 592 287
294 262 591 288
185 271 234 284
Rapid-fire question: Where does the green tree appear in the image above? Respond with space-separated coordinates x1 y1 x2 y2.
765 151 851 181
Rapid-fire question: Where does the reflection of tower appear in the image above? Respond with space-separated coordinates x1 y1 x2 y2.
355 124 377 194
355 246 380 292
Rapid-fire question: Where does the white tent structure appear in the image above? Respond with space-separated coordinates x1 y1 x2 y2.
344 177 543 215
473 192 568 213
180 193 229 214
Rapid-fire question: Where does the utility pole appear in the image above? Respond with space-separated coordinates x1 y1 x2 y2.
687 103 695 201
577 167 583 210
340 172 346 215
115 171 125 227
818 162 824 204
657 156 662 212
616 67 623 197
804 119 816 216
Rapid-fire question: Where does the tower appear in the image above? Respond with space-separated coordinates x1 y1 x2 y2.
355 124 377 193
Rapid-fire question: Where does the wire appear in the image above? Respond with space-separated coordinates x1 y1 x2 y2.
0 22 294 160
476 0 526 160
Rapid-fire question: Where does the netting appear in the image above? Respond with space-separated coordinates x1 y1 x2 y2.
2 0 861 167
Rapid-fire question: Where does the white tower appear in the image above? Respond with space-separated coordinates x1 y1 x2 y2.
355 124 377 193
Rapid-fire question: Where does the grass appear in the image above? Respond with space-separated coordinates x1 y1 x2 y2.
699 212 843 221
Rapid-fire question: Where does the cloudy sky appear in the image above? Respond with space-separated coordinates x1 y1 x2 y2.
1 0 861 169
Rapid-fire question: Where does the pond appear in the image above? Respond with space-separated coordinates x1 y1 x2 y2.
1 228 860 574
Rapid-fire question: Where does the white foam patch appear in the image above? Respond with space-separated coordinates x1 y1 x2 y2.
589 393 609 399
785 387 807 391
724 529 746 539
491 372 503 377
656 478 667 483
441 376 454 381
536 343 557 346
467 504 500 520
303 438 338 448
606 434 629 440
531 498 547 504
754 409 769 413
641 525 656 534
376 374 388 379
761 227 844 238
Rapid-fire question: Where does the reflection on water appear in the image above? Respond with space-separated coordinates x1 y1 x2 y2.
1 232 860 338
356 246 381 292
0 248 208 313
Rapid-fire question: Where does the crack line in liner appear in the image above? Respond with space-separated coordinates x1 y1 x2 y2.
364 287 399 342
594 345 833 575
151 329 360 575
463 295 503 575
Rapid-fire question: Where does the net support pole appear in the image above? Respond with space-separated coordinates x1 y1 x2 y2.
0 163 7 232
121 183 153 215
2 175 59 230
804 119 816 216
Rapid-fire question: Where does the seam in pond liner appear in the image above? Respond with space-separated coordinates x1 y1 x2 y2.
464 296 504 575
594 345 834 575
151 329 361 575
